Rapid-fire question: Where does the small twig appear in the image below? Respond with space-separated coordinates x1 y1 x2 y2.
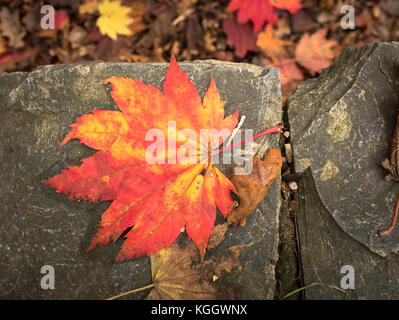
106 283 155 300
282 282 348 300
212 125 283 156
225 115 246 147
172 8 195 26
379 188 399 236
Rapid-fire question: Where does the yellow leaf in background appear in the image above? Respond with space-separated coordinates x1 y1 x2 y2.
96 0 133 40
79 1 99 15
256 24 293 63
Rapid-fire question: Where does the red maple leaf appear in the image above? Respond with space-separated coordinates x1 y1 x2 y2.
43 57 242 262
227 0 278 33
223 17 257 58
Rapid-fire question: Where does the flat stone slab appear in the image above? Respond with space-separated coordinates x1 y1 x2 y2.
298 169 399 299
0 60 282 299
288 42 399 256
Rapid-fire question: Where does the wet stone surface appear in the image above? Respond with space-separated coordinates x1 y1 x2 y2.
288 42 399 257
297 169 399 299
0 60 282 299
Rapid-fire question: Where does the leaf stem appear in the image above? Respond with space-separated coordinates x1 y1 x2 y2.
105 283 155 300
379 187 399 236
211 125 283 156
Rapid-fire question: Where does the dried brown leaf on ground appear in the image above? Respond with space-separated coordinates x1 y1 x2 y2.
295 28 337 75
107 223 242 300
146 235 243 299
228 149 282 226
128 1 148 36
380 112 399 237
0 7 26 49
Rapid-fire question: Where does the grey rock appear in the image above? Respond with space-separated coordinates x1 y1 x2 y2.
297 169 399 299
288 42 399 256
0 60 282 299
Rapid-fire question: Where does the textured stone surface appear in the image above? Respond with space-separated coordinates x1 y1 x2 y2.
0 60 282 299
298 169 399 299
288 42 399 256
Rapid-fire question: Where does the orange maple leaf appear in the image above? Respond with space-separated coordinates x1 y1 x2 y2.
295 28 337 75
256 24 293 63
269 0 302 14
43 57 243 262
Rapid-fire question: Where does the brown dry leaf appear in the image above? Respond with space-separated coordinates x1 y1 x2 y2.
295 28 337 75
274 18 291 38
107 223 241 300
228 149 282 226
146 240 215 300
291 9 315 33
79 0 99 15
0 37 6 55
186 17 203 54
128 1 148 37
203 31 216 53
0 8 26 49
146 224 242 300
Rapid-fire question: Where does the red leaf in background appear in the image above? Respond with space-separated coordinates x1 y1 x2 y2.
271 58 303 86
54 11 69 30
295 28 337 75
0 49 36 71
223 17 257 58
270 0 302 14
227 0 278 33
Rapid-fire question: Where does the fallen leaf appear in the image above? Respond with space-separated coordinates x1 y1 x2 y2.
186 17 203 54
0 7 26 49
22 10 38 32
0 49 36 71
107 223 242 300
271 58 303 86
96 0 134 40
146 240 216 300
127 1 147 37
223 17 257 58
0 37 6 55
290 9 316 33
256 24 293 63
68 26 87 49
295 28 337 75
270 0 302 14
43 57 240 262
227 0 278 33
79 0 99 15
54 11 69 30
227 149 282 226
380 0 399 17
146 229 242 299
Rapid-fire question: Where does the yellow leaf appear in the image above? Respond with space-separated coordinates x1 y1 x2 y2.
256 24 293 63
96 0 134 40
